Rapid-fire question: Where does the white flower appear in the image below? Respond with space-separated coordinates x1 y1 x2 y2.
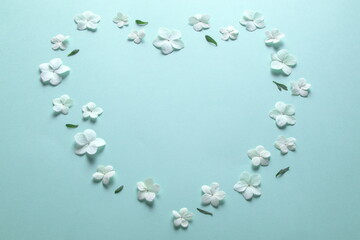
265 29 284 45
39 58 70 86
269 101 296 128
201 182 226 207
51 34 69 50
52 94 73 114
220 26 239 41
128 29 145 44
239 10 265 32
233 172 261 200
74 129 106 155
74 11 101 31
137 178 160 202
188 14 210 31
82 102 103 120
172 208 193 228
92 165 115 185
153 28 184 55
274 136 296 154
291 78 311 97
247 145 271 167
113 12 128 28
271 49 297 76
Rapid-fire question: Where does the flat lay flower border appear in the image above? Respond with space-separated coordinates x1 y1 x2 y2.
40 9 312 229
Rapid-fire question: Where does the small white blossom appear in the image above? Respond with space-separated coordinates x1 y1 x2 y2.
74 11 101 31
51 34 69 50
274 136 296 154
201 182 226 207
233 172 261 200
271 49 297 76
137 178 160 202
82 102 103 120
74 129 106 155
128 29 145 44
52 94 73 114
188 14 210 31
265 29 284 45
239 10 265 32
153 28 184 55
92 165 115 185
247 145 271 167
220 26 239 41
39 58 70 86
269 101 296 128
113 12 128 28
172 208 193 228
291 78 311 97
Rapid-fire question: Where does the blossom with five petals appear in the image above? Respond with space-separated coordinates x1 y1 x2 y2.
74 129 106 155
233 172 261 200
201 182 226 207
271 49 297 76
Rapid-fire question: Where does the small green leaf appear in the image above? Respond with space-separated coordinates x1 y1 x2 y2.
114 185 124 194
197 208 213 216
205 35 217 46
65 124 79 128
273 81 288 91
135 20 148 25
276 167 290 177
68 49 80 57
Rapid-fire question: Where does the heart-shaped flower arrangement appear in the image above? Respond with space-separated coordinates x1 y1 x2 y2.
40 9 311 229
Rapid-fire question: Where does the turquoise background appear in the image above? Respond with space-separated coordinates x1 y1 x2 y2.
1 0 359 239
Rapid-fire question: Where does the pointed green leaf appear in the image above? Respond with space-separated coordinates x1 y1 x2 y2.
205 35 217 46
66 124 79 128
135 20 148 25
68 49 80 57
276 167 290 177
114 185 124 194
273 81 288 91
197 208 213 216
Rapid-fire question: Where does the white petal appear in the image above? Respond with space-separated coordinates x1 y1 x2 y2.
92 138 106 147
137 181 146 191
276 115 288 127
92 172 104 180
181 219 189 228
144 178 154 188
170 39 184 50
138 191 146 200
75 145 88 155
74 133 87 145
282 65 293 75
201 194 212 204
49 58 62 70
145 192 156 202
271 61 284 70
188 16 199 25
83 129 97 142
193 22 203 31
201 185 211 194
160 41 173 55
252 157 261 166
242 187 254 200
153 38 166 48
158 28 171 39
245 22 257 32
250 174 261 186
40 71 54 82
49 74 62 86
76 21 87 30
173 218 182 227
214 190 226 200
233 181 247 193
172 210 180 218
55 65 70 75
210 197 220 207
151 184 160 194
249 186 261 196
86 142 98 155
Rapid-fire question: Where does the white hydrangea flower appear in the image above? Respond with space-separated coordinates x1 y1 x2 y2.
137 178 160 202
74 11 101 31
82 102 103 120
201 182 226 207
128 29 145 44
220 26 239 41
271 49 297 76
188 14 210 31
247 145 271 167
92 165 115 185
153 28 184 55
52 94 73 114
51 34 69 50
172 208 193 228
291 78 311 97
39 58 70 86
74 129 106 155
265 29 284 45
233 172 261 200
274 136 296 154
269 101 296 128
239 10 265 32
113 12 128 28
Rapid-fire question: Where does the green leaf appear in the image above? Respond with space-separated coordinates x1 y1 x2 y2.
273 81 288 91
68 49 80 57
205 35 217 46
114 185 124 194
135 20 148 25
65 124 79 128
276 167 290 177
196 208 213 216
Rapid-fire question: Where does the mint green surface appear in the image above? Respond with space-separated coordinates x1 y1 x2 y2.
1 0 359 239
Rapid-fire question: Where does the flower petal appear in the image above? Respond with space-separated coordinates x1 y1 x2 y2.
92 138 106 147
250 174 261 186
242 187 254 200
55 65 70 75
74 133 88 145
92 172 104 180
173 218 182 227
86 142 98 155
145 192 156 202
276 115 288 127
158 28 171 39
170 39 184 50
201 193 212 205
49 58 62 70
84 129 97 142
160 41 173 55
233 181 247 193
75 145 88 155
